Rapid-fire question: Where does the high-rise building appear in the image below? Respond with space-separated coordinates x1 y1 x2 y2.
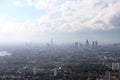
112 62 120 70
119 69 120 80
105 71 110 80
51 38 53 46
33 66 37 75
95 41 98 48
92 41 95 48
86 40 90 47
54 68 57 77
75 42 78 48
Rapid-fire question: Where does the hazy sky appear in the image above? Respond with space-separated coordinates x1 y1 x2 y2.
0 0 120 44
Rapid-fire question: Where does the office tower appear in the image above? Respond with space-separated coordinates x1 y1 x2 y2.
75 42 78 48
92 41 95 48
33 66 37 75
112 63 115 70
119 69 120 80
51 38 53 46
54 68 57 77
86 40 90 47
112 62 120 70
105 71 110 80
95 41 98 48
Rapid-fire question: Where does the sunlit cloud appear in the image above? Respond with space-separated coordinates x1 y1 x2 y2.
27 0 57 10
14 0 23 7
2 0 120 33
0 0 119 43
25 0 120 32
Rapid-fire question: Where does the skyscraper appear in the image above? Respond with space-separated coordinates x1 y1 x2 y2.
75 42 78 48
95 41 98 48
119 69 120 80
86 40 90 47
92 41 95 48
54 68 57 77
51 38 53 46
105 71 110 80
112 62 120 70
33 66 37 75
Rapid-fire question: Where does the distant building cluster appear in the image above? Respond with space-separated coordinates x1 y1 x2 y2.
0 40 120 80
74 40 98 48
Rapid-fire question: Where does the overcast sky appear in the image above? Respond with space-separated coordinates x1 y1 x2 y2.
0 0 120 44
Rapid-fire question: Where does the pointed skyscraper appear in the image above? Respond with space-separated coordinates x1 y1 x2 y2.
51 37 53 46
92 41 95 48
86 40 90 47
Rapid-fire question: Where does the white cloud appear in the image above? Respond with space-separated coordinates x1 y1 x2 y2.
0 16 6 22
28 0 119 32
0 0 119 43
14 0 23 7
27 0 57 10
0 0 120 41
